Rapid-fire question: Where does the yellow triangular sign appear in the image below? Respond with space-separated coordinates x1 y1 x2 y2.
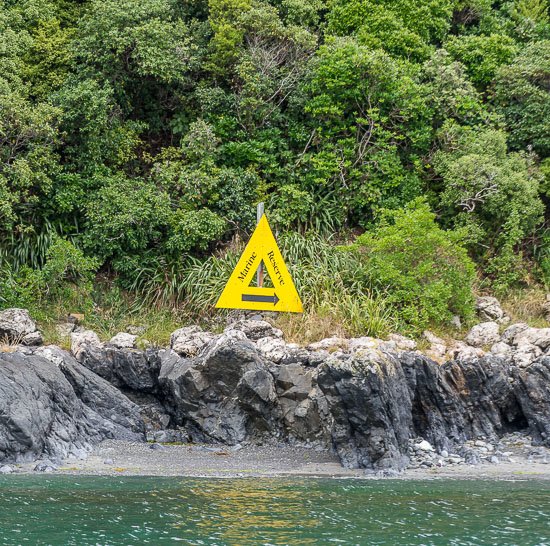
215 214 303 313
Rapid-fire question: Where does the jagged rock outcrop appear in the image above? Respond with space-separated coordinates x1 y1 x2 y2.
513 357 550 445
69 318 550 471
0 348 144 463
317 353 412 469
78 344 161 393
3 313 550 471
159 331 281 444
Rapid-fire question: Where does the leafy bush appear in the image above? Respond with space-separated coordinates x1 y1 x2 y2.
434 123 544 290
351 199 476 333
446 33 517 88
166 208 226 254
84 176 171 263
0 237 98 314
493 40 550 156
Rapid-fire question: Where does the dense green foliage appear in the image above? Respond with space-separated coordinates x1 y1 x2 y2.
352 199 476 332
1 0 549 336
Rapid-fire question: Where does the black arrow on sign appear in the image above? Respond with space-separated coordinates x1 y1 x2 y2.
242 293 280 305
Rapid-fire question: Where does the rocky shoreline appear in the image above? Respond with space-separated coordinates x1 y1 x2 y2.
2 437 550 480
1 307 550 478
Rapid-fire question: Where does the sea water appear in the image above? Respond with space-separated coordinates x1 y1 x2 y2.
0 476 549 545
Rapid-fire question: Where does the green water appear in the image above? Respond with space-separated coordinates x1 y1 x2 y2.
0 477 549 545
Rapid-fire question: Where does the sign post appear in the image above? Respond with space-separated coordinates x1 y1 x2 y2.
256 202 264 288
215 209 303 313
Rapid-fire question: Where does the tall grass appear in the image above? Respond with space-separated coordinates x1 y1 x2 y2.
0 218 80 270
126 231 394 340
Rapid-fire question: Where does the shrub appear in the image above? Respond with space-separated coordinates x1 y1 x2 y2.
434 123 544 290
0 237 98 314
166 208 226 254
351 198 476 333
84 176 171 262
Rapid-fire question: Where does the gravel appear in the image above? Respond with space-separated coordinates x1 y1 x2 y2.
4 432 550 480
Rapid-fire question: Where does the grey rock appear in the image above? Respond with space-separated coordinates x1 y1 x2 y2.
34 460 57 472
476 296 510 324
126 325 146 336
317 353 412 470
307 337 348 352
0 308 41 345
147 429 188 444
159 332 281 445
255 336 289 363
56 322 76 338
348 337 380 353
465 322 500 347
93 335 550 471
228 319 283 341
170 326 214 357
275 363 327 444
512 327 550 350
33 345 68 367
70 329 101 359
448 341 484 361
423 330 445 346
109 332 138 349
490 342 512 357
388 334 417 351
21 331 43 346
450 315 462 330
0 350 144 464
463 450 481 465
501 323 530 344
103 458 114 465
415 440 434 452
513 343 541 367
78 344 161 393
512 358 550 446
137 398 171 432
426 342 448 360
0 465 13 474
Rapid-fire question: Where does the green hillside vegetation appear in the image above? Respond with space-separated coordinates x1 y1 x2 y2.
1 0 549 342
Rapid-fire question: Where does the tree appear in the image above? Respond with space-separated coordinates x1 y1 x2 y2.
419 49 486 129
510 0 549 41
434 123 544 289
302 37 430 223
493 40 550 157
326 0 454 62
446 33 518 89
0 92 61 232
